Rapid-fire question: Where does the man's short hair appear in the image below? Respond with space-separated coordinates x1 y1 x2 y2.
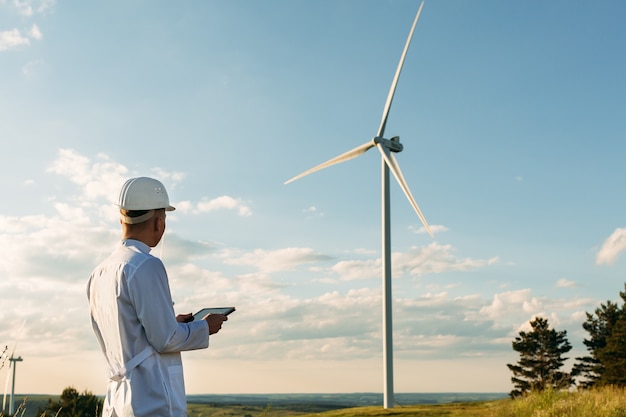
120 209 156 225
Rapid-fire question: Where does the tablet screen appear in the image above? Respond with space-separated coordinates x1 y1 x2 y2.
193 307 235 321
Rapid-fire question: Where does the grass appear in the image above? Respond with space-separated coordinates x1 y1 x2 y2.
5 387 626 417
490 387 626 417
0 395 51 417
185 401 500 417
186 387 626 417
297 401 502 417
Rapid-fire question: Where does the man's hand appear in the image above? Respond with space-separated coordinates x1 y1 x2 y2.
204 314 228 335
176 313 194 323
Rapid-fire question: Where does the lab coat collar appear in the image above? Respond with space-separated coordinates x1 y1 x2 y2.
121 239 152 254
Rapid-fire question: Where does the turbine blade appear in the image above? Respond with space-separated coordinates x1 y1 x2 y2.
376 144 433 237
1 345 7 410
2 363 10 410
7 322 24 359
377 1 424 138
285 141 375 184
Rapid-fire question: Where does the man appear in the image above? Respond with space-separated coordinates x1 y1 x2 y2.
87 177 227 416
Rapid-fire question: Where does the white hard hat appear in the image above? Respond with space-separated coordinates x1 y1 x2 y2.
117 177 176 211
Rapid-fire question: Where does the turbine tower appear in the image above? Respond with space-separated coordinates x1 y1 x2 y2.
285 2 430 409
3 355 23 416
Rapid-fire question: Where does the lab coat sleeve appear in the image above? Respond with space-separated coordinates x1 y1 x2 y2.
128 257 209 353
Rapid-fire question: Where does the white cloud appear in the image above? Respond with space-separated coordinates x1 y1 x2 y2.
46 149 250 223
467 288 597 343
194 195 252 216
0 29 30 51
0 25 43 52
150 167 186 185
35 0 56 14
173 200 192 212
303 205 324 217
556 278 578 288
13 0 34 16
394 242 498 275
331 258 380 280
21 58 44 76
411 224 448 235
10 0 55 16
596 227 626 265
47 149 129 204
219 247 333 273
320 243 498 281
478 289 540 322
0 1 55 59
29 23 42 40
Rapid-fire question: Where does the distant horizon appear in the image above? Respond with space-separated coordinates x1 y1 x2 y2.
14 392 510 400
15 391 509 396
187 391 509 394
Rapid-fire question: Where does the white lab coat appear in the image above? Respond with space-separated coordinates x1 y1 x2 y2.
87 239 209 417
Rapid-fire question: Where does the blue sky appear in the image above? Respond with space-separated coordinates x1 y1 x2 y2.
1 0 625 397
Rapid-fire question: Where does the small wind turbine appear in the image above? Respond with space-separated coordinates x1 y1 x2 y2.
3 348 23 416
7 356 23 415
3 322 25 415
285 2 430 409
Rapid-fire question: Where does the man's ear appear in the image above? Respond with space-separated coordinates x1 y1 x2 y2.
155 214 166 232
152 215 161 232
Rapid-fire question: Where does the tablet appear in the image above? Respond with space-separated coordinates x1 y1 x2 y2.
193 307 236 321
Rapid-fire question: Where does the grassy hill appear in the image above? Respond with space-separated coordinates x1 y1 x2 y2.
6 387 626 417
186 388 626 417
186 400 503 417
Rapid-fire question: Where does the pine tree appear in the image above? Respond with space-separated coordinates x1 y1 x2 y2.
572 300 621 387
507 316 573 397
37 386 103 417
573 284 626 388
597 315 626 386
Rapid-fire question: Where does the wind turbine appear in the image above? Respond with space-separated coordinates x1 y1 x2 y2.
3 322 25 416
285 2 431 409
2 348 23 416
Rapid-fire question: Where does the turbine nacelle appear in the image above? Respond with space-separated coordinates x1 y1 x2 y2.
374 136 403 153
